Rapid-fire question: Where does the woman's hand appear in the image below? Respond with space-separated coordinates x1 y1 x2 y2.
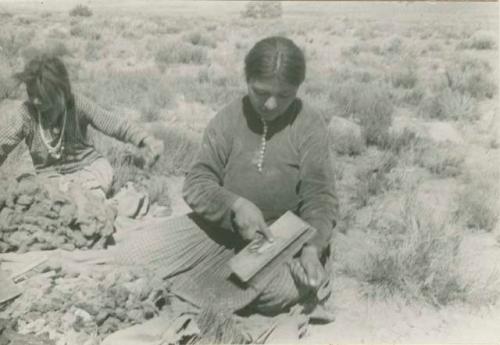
231 197 274 243
141 137 164 169
300 245 325 289
290 245 325 290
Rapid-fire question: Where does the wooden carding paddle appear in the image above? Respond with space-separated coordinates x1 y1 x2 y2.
228 211 316 287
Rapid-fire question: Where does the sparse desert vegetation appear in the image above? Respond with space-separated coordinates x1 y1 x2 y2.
0 1 498 343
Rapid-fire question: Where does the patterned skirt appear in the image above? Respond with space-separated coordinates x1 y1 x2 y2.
110 213 307 315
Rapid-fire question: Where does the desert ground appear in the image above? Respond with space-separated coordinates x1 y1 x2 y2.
0 1 499 344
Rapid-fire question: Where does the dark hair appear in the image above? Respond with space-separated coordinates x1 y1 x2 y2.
15 55 78 140
244 36 306 86
15 55 74 109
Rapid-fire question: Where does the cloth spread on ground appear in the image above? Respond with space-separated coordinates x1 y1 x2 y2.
182 96 339 253
0 93 149 174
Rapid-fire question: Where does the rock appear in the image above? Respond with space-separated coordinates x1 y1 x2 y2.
126 309 143 322
424 121 464 145
328 116 365 155
73 308 93 323
16 176 40 197
16 195 34 206
96 310 111 326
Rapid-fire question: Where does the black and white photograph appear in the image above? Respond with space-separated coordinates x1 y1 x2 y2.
0 1 499 344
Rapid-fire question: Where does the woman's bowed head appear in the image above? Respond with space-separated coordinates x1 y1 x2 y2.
245 36 305 123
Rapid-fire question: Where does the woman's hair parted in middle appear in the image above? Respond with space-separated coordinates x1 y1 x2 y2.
244 36 306 86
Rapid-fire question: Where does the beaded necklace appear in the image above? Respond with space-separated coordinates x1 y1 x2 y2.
38 108 66 160
257 118 268 173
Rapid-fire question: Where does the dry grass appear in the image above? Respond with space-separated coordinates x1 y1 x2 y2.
345 191 469 306
0 28 34 60
155 42 208 71
413 142 465 178
445 57 496 100
329 79 394 148
419 88 478 121
79 69 175 122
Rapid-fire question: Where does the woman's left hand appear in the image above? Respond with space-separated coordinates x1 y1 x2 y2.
141 137 164 169
297 245 325 290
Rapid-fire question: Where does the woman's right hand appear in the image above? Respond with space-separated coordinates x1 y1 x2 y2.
231 197 274 243
140 137 164 169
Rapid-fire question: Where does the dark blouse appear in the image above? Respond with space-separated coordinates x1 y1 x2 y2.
183 96 338 253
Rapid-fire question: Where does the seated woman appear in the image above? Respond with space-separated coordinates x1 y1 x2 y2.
0 55 163 200
181 36 338 316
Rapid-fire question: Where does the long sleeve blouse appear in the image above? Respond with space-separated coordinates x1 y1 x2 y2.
183 96 338 253
0 93 149 175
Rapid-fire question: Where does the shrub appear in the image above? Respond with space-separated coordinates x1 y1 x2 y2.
396 86 425 107
91 124 199 206
175 73 243 111
16 15 36 25
457 30 496 50
391 65 417 89
346 192 467 306
328 116 365 156
352 152 397 207
70 23 101 40
69 5 93 17
45 40 71 57
418 88 478 121
185 32 217 48
413 142 464 177
383 35 403 54
0 11 13 19
155 42 208 71
84 40 104 61
386 128 420 156
329 80 393 148
456 174 499 232
444 58 496 99
426 42 442 52
148 126 201 176
0 63 19 101
242 1 282 19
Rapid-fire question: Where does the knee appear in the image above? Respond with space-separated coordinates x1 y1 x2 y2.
245 266 301 316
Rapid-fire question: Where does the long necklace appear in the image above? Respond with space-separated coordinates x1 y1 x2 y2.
38 108 66 160
257 119 268 173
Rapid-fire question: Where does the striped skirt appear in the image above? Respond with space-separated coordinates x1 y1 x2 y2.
110 213 308 315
